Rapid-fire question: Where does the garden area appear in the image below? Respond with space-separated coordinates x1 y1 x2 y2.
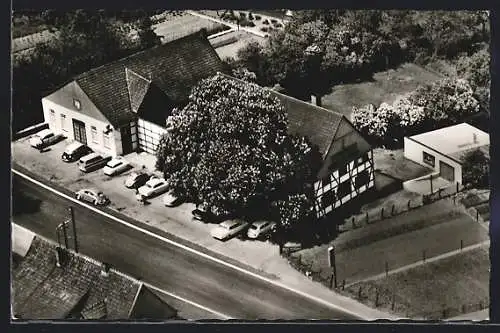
197 10 286 35
152 11 230 44
344 245 490 319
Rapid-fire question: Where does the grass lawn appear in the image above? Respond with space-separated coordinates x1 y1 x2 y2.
296 198 488 284
322 63 443 118
153 13 229 44
373 148 432 182
346 246 490 319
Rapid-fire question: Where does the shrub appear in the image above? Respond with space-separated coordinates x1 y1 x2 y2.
240 19 255 27
248 13 254 20
239 12 246 19
270 19 278 24
255 15 261 20
261 26 269 32
275 22 283 28
262 19 269 25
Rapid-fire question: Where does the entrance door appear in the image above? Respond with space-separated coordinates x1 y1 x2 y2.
439 161 455 182
72 119 87 145
120 125 133 155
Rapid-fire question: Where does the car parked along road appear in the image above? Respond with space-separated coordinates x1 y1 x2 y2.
211 219 250 241
61 142 93 163
103 156 130 176
75 188 110 206
138 177 169 198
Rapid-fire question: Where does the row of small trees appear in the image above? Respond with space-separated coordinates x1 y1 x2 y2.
352 78 480 148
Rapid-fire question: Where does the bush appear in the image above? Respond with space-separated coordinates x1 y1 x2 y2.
261 27 269 32
270 19 278 24
275 22 283 28
240 19 255 27
248 12 254 20
255 15 261 20
262 19 269 25
239 12 246 19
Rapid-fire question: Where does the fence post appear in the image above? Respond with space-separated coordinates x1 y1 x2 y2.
476 210 479 222
329 274 334 289
461 239 463 251
342 279 346 290
352 217 356 228
422 250 426 263
391 293 395 311
358 286 362 299
408 200 411 210
381 208 384 219
391 204 395 216
456 182 459 193
375 290 379 307
385 261 389 277
366 212 369 224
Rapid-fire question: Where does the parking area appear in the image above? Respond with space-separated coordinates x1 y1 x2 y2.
11 137 285 273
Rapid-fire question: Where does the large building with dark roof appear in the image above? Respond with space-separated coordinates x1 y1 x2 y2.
219 73 375 219
41 30 226 156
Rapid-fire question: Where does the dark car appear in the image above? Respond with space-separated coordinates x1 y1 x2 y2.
125 172 150 189
192 209 219 223
62 142 93 162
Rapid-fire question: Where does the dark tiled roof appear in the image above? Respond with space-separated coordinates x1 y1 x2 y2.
269 90 344 157
12 237 141 320
81 299 108 320
74 30 226 127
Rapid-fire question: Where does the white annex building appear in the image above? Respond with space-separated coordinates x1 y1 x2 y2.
404 123 490 184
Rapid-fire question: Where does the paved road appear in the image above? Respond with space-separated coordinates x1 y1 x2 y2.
12 174 359 320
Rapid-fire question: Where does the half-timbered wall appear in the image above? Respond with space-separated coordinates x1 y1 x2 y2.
314 150 375 218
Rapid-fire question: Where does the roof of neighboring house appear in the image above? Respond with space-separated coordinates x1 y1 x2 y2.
408 123 490 162
65 30 225 127
11 236 177 320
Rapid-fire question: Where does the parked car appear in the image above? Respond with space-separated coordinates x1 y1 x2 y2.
61 142 92 162
191 208 221 223
247 221 277 239
78 153 111 172
29 129 62 149
162 190 183 207
75 188 109 206
103 156 130 176
125 172 150 189
138 177 169 198
211 219 249 241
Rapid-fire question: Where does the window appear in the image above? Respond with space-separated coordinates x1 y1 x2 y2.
321 190 336 208
49 109 55 125
338 180 351 199
73 99 81 110
91 126 98 143
103 132 111 148
423 151 435 167
60 114 67 131
339 164 348 177
355 170 370 189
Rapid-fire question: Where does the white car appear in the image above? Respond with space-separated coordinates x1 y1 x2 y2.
162 190 183 207
29 129 61 149
103 157 130 176
247 221 277 239
210 220 249 241
138 177 169 198
75 188 109 206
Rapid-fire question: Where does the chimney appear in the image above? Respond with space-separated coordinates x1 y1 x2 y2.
101 262 111 277
54 246 66 267
473 133 478 144
311 94 322 107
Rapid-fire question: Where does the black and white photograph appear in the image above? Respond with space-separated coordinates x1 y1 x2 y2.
10 8 494 322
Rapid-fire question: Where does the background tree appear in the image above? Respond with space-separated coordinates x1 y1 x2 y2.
462 149 489 189
156 74 322 229
135 15 162 49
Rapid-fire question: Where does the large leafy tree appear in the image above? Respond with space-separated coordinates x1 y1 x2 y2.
456 48 490 114
156 74 322 228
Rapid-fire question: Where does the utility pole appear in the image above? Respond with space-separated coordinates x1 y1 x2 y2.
69 207 78 253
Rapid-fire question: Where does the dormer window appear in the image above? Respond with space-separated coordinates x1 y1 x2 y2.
73 99 81 110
